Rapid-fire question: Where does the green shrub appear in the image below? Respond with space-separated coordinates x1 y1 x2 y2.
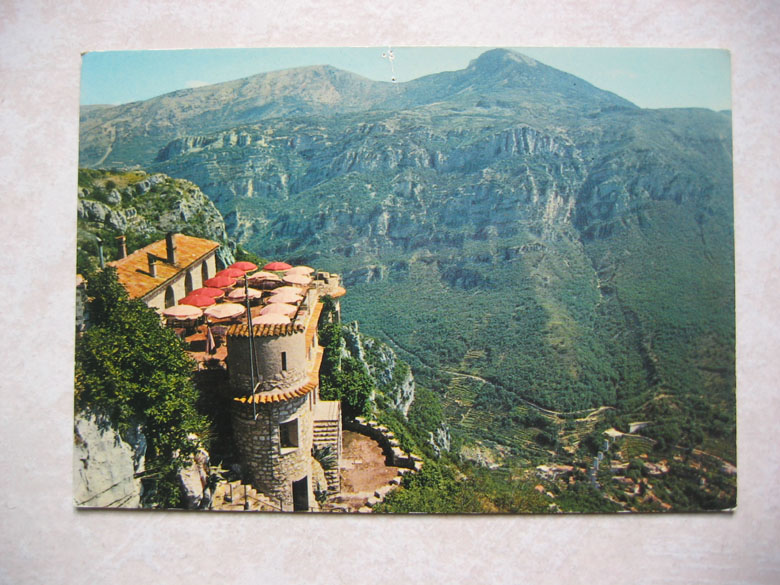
75 267 210 507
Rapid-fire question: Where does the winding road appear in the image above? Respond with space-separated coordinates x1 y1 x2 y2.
376 326 606 419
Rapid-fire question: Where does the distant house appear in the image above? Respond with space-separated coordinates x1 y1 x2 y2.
107 233 220 311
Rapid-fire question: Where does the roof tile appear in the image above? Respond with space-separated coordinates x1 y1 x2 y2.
108 234 220 299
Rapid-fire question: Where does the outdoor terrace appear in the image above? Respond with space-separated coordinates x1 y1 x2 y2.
161 262 342 370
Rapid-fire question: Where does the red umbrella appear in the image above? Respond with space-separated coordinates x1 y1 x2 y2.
230 261 258 272
263 261 293 271
204 275 236 288
192 287 225 299
216 267 245 279
178 293 216 308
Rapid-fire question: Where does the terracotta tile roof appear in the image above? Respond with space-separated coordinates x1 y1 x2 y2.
226 322 305 338
108 234 220 300
234 347 324 404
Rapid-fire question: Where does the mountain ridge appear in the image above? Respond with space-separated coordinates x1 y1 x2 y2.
77 48 734 421
79 49 643 169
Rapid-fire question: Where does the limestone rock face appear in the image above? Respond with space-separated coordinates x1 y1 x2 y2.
73 412 145 508
76 171 235 266
178 447 211 509
78 199 109 223
107 189 122 205
341 321 416 418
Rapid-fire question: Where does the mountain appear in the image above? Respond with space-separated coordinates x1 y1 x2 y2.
78 49 735 492
79 49 634 169
79 65 397 168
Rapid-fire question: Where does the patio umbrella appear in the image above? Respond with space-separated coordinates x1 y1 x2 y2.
263 261 293 271
247 271 282 283
191 287 225 299
216 267 245 279
230 261 258 272
161 305 203 320
253 314 291 325
204 303 246 320
250 279 283 290
287 265 314 275
268 291 303 304
272 285 305 295
204 275 236 288
227 287 263 301
259 303 297 316
282 273 312 286
178 293 216 308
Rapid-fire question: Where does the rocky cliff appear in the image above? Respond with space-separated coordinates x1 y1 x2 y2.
340 321 416 416
73 412 146 508
77 169 235 271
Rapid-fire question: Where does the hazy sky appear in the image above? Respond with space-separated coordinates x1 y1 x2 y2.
81 47 732 111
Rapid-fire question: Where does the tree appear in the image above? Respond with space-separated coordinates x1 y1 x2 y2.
234 244 267 268
75 267 210 507
318 321 373 418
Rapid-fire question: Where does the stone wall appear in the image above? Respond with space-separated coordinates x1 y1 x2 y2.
345 417 423 471
342 416 423 512
232 394 325 511
227 331 308 395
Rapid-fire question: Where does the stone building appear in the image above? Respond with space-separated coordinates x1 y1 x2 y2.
104 232 347 511
107 232 220 311
227 280 345 511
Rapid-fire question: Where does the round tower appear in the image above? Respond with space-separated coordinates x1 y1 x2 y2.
227 321 326 511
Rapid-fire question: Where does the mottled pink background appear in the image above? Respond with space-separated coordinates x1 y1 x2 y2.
1 1 778 583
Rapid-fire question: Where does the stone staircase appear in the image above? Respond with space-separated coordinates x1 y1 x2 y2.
210 480 281 512
313 401 342 493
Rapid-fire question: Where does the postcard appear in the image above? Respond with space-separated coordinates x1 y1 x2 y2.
74 47 735 513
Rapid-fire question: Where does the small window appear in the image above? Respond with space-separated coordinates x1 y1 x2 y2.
280 419 299 449
164 286 175 308
201 262 209 283
281 351 287 371
185 272 194 294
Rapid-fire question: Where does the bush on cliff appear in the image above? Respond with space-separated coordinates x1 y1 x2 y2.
75 267 210 508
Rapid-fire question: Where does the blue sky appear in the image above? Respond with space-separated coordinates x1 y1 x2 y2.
81 47 731 111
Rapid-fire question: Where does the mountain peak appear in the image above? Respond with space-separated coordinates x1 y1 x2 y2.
468 48 539 71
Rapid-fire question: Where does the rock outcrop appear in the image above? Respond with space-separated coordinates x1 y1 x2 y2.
77 170 235 266
340 322 416 417
178 445 212 509
73 412 145 508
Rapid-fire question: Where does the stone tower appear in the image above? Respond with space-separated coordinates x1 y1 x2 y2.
226 285 343 511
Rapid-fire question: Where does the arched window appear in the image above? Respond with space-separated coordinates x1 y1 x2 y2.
201 261 209 283
164 286 175 308
185 272 194 294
